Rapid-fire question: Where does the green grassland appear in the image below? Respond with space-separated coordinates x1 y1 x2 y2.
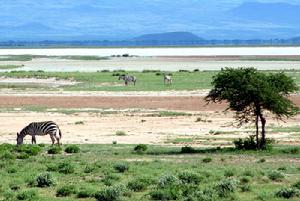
0 144 300 201
0 70 300 92
0 70 215 91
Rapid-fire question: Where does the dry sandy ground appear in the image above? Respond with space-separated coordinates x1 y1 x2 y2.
0 94 300 145
0 110 299 146
2 57 300 72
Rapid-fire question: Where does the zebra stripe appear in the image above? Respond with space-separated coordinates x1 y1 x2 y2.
17 121 62 145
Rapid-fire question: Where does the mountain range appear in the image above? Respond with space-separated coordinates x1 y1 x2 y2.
0 1 300 41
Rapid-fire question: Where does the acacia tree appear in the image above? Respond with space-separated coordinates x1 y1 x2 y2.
205 68 299 149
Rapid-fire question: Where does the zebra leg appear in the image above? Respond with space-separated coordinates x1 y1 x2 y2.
32 136 36 144
50 135 56 146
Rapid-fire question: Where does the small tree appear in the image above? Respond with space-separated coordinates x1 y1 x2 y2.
205 68 299 149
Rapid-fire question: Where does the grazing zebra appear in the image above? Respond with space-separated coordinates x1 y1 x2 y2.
118 74 137 86
164 74 172 85
17 121 62 146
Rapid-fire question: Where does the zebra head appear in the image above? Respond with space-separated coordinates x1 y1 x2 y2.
16 132 24 145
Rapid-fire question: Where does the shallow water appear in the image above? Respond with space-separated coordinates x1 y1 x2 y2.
1 47 300 56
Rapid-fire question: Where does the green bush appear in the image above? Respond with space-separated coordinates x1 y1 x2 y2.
102 173 121 186
115 131 126 136
58 162 75 174
224 169 235 177
65 145 80 153
84 164 98 173
16 189 38 200
178 171 202 185
202 157 212 163
95 185 125 201
282 147 300 154
56 185 77 197
35 172 55 187
293 181 300 189
77 187 96 198
15 145 42 156
158 174 181 188
268 170 284 181
150 186 182 201
0 151 16 160
214 178 238 197
233 136 274 150
181 146 196 154
47 146 62 154
240 176 251 184
127 177 151 192
17 153 30 159
275 187 300 199
133 144 148 153
113 163 129 173
240 183 252 192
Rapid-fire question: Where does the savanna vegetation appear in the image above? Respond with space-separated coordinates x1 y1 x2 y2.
1 143 300 201
1 69 300 92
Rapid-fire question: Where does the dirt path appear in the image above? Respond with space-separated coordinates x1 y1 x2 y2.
1 94 300 111
0 95 226 111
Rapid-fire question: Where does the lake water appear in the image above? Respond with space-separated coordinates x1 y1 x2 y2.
1 47 300 56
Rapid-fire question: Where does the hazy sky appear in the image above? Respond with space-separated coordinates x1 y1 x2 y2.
0 0 300 40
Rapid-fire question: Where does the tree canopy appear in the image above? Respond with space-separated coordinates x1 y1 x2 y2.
205 68 299 149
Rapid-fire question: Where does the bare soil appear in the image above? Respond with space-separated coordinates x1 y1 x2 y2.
1 94 300 145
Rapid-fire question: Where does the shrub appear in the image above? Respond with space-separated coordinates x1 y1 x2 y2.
233 136 274 150
181 146 196 153
275 187 300 199
84 164 98 173
65 145 80 153
36 172 55 187
293 181 300 189
242 170 254 177
150 186 182 201
214 178 238 197
202 157 212 163
47 146 62 154
115 131 126 136
178 171 202 185
113 163 129 173
282 147 300 154
224 169 235 177
77 187 96 198
15 145 42 156
56 185 77 197
240 184 252 192
16 189 38 200
158 174 181 188
7 167 17 174
95 185 125 201
258 158 266 163
134 144 148 153
17 153 30 159
268 170 284 181
58 162 75 174
10 182 21 191
240 176 251 184
102 173 121 186
0 151 16 160
127 177 151 192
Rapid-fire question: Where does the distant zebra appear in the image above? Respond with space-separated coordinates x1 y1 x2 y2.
17 121 62 146
118 74 137 86
164 74 172 85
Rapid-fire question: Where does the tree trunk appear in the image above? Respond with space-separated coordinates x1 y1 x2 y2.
255 115 259 149
259 114 266 149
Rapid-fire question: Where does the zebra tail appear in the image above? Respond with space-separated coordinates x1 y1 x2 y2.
59 129 62 139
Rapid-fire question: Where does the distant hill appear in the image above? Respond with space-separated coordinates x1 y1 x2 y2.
133 32 203 41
